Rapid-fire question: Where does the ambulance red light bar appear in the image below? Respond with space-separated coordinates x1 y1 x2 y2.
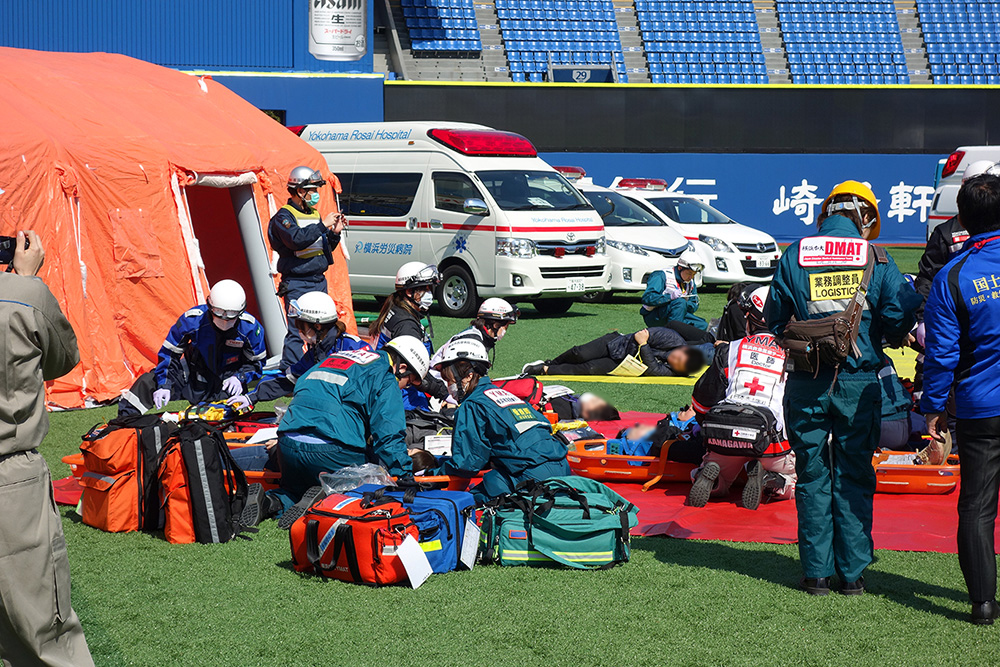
554 166 587 180
427 129 537 157
617 178 668 190
941 150 966 179
286 125 306 136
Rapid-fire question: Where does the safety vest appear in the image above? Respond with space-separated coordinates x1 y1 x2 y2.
281 204 326 259
725 333 790 456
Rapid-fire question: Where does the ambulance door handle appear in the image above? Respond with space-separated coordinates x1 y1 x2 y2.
407 217 417 230
430 219 443 229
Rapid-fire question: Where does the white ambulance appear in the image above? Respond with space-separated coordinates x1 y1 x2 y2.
300 122 610 317
928 146 1000 240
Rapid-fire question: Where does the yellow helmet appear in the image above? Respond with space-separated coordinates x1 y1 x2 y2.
821 180 880 240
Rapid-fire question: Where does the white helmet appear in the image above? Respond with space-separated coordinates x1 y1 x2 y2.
289 291 339 325
740 285 770 332
478 298 520 324
676 250 705 274
207 280 246 319
433 338 492 372
287 165 326 190
384 335 430 380
395 262 439 290
962 160 999 182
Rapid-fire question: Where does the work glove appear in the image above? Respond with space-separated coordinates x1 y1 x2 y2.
222 376 243 397
152 388 171 409
228 395 253 412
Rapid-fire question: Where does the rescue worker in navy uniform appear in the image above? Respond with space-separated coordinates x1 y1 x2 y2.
239 336 430 530
372 261 449 409
118 280 268 416
688 286 796 510
430 339 570 502
766 181 920 596
922 174 1000 625
268 165 346 370
235 291 369 407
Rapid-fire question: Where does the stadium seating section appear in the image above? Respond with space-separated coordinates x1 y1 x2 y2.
403 0 483 55
496 0 627 82
919 0 1000 84
777 0 909 84
637 0 767 84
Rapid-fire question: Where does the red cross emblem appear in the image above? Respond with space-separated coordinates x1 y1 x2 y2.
744 377 766 396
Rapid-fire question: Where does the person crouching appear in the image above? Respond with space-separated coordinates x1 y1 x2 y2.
687 285 796 510
429 339 570 502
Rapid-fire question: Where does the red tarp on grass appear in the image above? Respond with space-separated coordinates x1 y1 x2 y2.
592 411 989 555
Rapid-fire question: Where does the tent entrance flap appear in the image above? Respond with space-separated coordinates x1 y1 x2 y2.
182 184 285 357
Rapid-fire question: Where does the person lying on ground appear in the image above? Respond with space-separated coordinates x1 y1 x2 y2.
688 286 796 511
239 336 430 530
118 279 266 417
545 387 621 422
610 407 706 463
428 339 570 503
521 327 711 377
641 253 708 331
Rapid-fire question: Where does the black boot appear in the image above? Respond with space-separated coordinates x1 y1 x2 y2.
278 485 326 530
840 578 866 596
742 461 764 510
240 483 281 528
800 577 831 596
688 462 720 507
971 601 1000 625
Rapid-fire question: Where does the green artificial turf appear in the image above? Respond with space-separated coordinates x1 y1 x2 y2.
45 246 991 667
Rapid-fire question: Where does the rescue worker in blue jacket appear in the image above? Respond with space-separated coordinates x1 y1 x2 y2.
235 291 369 406
268 166 345 370
922 173 1000 625
240 335 431 530
429 338 570 502
372 261 450 409
118 280 267 416
641 252 708 332
766 180 920 596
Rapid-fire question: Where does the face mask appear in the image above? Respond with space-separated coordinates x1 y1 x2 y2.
418 291 434 311
447 382 460 400
213 316 236 331
305 191 320 207
495 326 507 341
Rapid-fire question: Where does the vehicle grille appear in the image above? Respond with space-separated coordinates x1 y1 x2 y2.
536 240 601 257
647 246 686 259
734 242 778 253
740 259 777 278
540 266 605 278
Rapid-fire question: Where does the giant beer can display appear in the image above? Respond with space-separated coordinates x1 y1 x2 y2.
310 0 367 62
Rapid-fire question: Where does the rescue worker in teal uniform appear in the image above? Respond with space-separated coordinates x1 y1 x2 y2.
240 336 430 530
430 339 570 502
640 253 708 331
766 181 920 596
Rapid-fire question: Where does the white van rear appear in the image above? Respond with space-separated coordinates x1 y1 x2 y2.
929 146 1000 239
301 122 610 317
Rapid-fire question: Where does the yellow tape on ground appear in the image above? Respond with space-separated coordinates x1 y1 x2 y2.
540 374 700 386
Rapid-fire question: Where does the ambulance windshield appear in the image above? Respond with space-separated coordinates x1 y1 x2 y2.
477 170 592 212
644 196 733 224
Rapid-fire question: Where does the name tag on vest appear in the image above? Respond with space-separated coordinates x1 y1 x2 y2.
224 339 244 347
798 237 869 268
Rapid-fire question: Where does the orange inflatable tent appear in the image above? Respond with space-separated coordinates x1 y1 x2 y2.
0 47 355 408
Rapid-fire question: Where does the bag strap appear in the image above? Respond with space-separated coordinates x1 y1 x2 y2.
306 521 360 581
82 413 164 441
842 245 884 358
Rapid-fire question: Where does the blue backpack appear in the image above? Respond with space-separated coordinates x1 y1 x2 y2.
348 484 475 574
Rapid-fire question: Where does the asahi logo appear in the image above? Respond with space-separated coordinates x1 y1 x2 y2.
314 0 363 10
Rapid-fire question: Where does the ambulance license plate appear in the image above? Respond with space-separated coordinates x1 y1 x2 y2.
755 258 772 268
568 278 586 293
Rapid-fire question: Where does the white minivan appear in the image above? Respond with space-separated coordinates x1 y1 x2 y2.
300 122 610 317
555 167 693 300
612 178 781 285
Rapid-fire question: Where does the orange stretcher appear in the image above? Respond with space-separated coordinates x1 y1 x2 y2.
566 439 696 491
873 450 961 494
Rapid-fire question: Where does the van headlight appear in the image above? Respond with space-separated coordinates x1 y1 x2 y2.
606 239 648 256
496 237 537 258
698 235 734 253
595 236 606 255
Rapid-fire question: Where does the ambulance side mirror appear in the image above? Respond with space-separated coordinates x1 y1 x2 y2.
463 198 489 216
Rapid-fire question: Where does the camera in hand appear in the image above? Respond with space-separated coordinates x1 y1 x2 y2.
0 235 27 264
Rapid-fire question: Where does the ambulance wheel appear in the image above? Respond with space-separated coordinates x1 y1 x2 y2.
533 298 574 316
579 290 611 304
437 265 478 319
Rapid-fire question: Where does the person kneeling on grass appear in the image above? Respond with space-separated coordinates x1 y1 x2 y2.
522 327 711 377
239 335 430 530
687 286 796 510
429 338 570 502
